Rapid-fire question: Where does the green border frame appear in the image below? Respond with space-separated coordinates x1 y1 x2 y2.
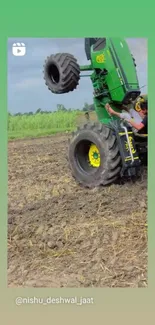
0 2 155 324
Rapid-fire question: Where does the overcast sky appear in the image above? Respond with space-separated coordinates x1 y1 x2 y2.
7 38 148 114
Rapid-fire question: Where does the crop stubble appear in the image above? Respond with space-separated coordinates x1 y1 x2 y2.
8 134 147 287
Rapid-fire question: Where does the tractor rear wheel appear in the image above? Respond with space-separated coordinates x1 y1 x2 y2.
43 53 80 94
68 122 121 187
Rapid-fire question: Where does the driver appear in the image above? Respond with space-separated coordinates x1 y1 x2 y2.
105 101 148 134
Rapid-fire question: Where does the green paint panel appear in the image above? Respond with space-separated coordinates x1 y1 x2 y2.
80 37 142 124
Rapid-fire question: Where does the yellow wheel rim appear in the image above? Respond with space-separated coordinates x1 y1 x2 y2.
88 144 101 168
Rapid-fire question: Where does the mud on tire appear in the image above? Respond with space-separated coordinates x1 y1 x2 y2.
68 122 121 188
43 53 80 94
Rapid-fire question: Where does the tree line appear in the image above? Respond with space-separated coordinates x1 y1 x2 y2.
8 102 95 116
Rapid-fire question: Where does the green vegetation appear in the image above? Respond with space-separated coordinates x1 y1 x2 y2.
8 111 77 140
8 103 95 140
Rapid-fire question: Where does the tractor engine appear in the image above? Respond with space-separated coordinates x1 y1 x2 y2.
84 38 140 105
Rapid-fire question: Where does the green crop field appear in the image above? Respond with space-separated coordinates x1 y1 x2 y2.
8 111 78 140
8 110 97 140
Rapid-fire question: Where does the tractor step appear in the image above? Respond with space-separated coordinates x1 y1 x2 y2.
115 123 141 177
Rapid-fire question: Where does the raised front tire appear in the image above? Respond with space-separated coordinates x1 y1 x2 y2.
68 122 121 188
43 53 80 94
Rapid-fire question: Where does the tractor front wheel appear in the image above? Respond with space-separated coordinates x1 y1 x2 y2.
43 53 80 94
68 122 121 187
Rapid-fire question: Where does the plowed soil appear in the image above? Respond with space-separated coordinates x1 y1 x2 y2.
8 134 148 288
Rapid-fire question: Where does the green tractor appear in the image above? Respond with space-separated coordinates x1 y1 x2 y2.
43 38 147 187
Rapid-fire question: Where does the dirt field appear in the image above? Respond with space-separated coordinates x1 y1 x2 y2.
8 133 148 288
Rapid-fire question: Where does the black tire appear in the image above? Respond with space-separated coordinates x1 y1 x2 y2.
43 53 80 94
68 122 121 188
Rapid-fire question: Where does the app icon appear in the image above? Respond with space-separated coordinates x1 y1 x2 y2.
12 43 26 56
